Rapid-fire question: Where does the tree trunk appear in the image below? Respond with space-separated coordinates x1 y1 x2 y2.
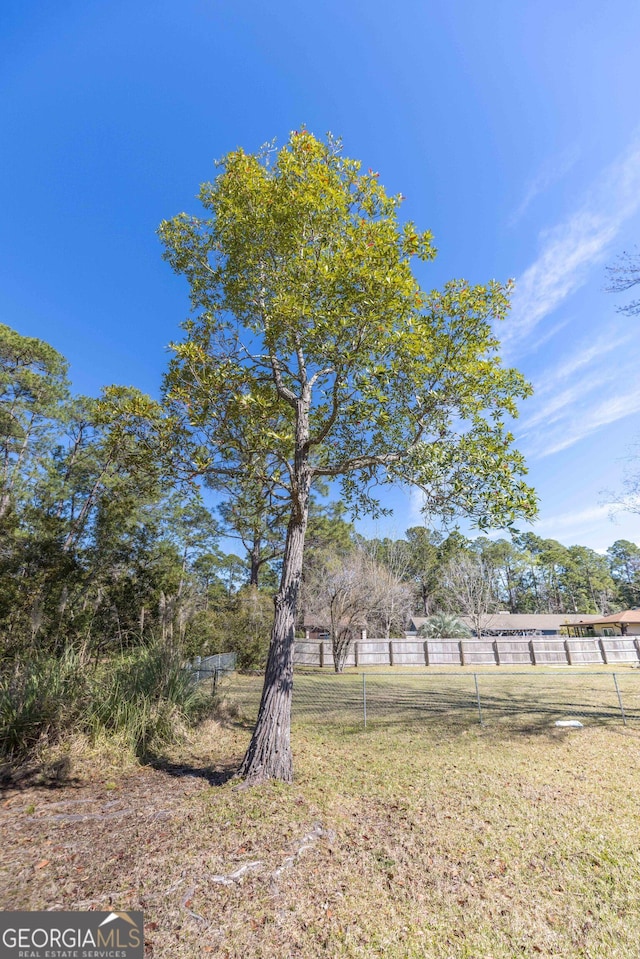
0 415 34 519
249 533 261 588
239 382 313 783
239 504 309 782
62 459 112 552
421 582 428 616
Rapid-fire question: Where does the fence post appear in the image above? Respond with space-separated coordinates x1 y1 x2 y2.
423 640 430 666
459 640 466 666
612 672 627 726
389 641 394 666
474 673 483 726
319 642 324 668
564 639 572 666
354 641 359 668
362 673 367 728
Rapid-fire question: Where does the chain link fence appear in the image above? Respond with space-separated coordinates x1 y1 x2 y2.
216 667 640 730
187 652 237 685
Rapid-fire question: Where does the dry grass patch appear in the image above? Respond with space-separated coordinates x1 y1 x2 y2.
1 675 640 958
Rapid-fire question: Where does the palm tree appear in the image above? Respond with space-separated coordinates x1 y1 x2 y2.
417 613 471 639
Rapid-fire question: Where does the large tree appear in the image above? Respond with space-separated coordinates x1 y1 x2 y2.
404 526 443 615
607 539 640 607
159 130 536 781
0 324 69 520
442 554 497 637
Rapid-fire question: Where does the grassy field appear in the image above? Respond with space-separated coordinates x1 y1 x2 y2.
2 668 640 958
223 665 640 730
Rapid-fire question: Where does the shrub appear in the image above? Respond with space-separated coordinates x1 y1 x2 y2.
0 648 87 762
0 643 210 766
87 643 210 755
186 587 273 669
417 613 471 639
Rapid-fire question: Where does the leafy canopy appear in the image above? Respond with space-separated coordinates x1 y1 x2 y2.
159 130 536 528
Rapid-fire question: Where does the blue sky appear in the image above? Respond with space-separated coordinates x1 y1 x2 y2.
2 0 640 552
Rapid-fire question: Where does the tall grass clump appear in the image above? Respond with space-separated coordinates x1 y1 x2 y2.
88 642 210 756
0 648 88 762
1 643 211 767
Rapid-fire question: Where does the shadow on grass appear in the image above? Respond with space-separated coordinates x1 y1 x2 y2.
291 682 637 741
0 755 81 793
299 714 637 746
144 755 239 786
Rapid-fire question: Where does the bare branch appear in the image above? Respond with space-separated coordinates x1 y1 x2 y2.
308 366 335 389
269 352 298 407
312 421 428 477
308 373 345 448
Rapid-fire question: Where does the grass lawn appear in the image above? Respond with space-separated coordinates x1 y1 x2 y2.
2 668 640 957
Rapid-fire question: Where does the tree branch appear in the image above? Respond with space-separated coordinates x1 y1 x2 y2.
308 366 335 388
312 421 427 478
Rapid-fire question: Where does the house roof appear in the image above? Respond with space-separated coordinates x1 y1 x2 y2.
410 613 603 632
568 609 640 627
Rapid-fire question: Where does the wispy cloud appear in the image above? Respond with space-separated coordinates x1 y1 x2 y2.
519 369 640 460
526 502 636 551
531 499 640 549
508 146 580 226
520 378 603 435
519 315 573 356
502 139 640 355
540 384 640 456
534 502 617 533
515 324 638 451
533 329 633 397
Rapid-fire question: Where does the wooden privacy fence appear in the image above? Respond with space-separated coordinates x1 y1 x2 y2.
293 636 640 668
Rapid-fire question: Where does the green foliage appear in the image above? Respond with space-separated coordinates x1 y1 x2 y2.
416 613 472 638
0 644 209 765
509 534 618 616
0 325 70 515
86 643 208 755
218 486 286 588
160 130 537 529
0 648 86 761
561 545 616 614
186 586 274 669
304 500 356 573
607 539 640 607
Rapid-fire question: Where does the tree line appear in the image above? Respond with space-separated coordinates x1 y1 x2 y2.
1 319 635 677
